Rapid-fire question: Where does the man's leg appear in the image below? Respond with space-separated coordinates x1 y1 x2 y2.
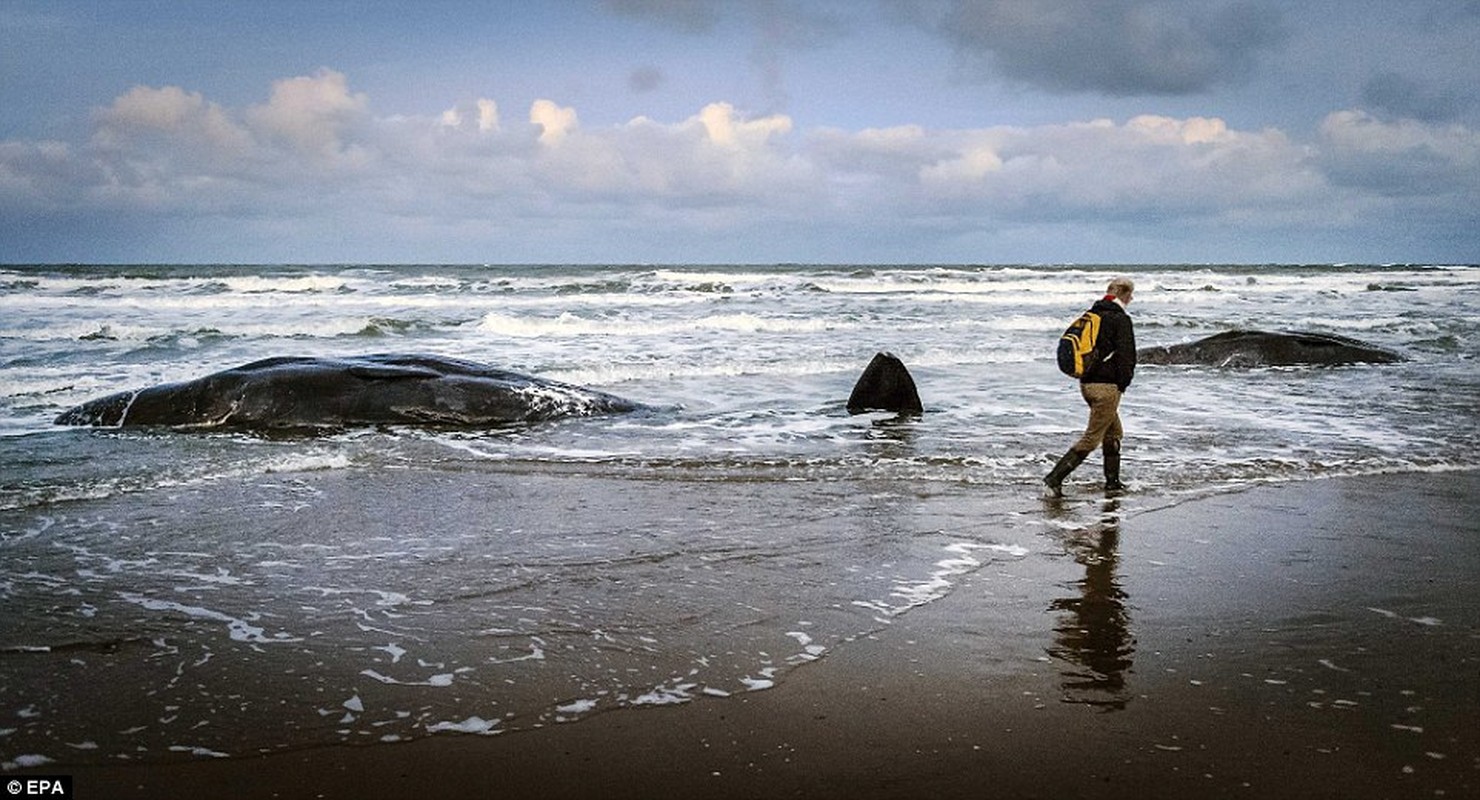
1046 384 1120 497
1043 448 1087 497
1072 384 1121 453
1101 395 1125 493
1103 439 1124 493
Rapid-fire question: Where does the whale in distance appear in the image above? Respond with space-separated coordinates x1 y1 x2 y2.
54 354 644 430
1136 330 1404 368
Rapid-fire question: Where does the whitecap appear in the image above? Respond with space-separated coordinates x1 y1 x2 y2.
167 745 229 758
2 754 53 770
116 593 302 643
632 683 697 706
556 698 598 715
360 669 455 687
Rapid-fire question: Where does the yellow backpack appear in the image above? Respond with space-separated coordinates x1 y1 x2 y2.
1056 310 1102 378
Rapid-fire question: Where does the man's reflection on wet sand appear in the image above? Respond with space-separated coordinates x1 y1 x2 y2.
1046 498 1135 710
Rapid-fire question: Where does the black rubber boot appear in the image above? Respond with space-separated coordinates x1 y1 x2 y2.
1103 439 1125 494
1043 449 1088 498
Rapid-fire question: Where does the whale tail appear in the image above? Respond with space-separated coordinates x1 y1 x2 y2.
847 352 923 415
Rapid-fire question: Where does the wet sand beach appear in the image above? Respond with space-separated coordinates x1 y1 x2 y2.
18 469 1477 799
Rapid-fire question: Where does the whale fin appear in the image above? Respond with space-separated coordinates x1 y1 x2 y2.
847 352 923 415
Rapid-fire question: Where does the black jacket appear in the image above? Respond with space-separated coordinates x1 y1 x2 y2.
1081 298 1136 392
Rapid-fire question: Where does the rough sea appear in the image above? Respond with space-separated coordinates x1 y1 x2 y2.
2 263 1477 769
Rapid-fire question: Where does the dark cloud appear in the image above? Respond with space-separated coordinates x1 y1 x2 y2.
606 1 849 115
746 3 850 113
1361 72 1465 123
628 65 666 93
602 0 722 33
925 0 1286 96
1423 0 1480 27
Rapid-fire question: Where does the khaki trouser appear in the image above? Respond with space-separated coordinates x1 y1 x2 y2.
1072 383 1123 453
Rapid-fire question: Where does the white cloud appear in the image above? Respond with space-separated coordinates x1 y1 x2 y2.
1 68 1475 262
694 102 791 147
245 68 369 160
1319 110 1480 197
1322 110 1479 165
809 113 1321 226
919 141 1003 187
1322 110 1476 158
93 85 253 159
439 98 500 133
477 99 500 133
530 99 579 144
1124 114 1231 144
520 102 802 202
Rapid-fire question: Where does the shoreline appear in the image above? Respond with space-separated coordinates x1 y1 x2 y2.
14 469 1478 799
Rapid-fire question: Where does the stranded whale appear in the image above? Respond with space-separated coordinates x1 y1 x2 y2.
54 354 643 430
1136 330 1404 367
847 352 923 414
58 351 923 431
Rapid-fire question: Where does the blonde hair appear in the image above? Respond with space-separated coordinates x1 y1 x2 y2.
1107 276 1135 299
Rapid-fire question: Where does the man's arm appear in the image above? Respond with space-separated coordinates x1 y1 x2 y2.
1117 314 1136 391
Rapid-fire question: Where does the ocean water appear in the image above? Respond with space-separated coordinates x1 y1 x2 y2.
1 263 1477 767
4 263 1476 493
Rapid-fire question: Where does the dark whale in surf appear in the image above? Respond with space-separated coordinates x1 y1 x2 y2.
848 352 923 414
1136 330 1404 367
54 354 643 430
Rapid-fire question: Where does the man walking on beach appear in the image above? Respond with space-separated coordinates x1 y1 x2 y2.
1045 277 1136 497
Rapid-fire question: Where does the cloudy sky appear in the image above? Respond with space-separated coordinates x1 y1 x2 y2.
3 0 1478 264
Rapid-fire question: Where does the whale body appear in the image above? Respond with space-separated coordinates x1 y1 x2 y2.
1136 330 1404 368
847 352 923 414
54 354 643 430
